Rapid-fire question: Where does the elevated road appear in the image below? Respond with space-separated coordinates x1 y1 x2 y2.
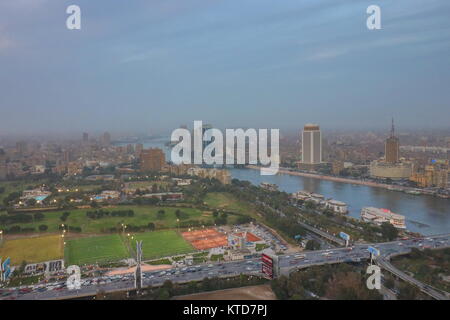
376 257 448 300
8 234 448 300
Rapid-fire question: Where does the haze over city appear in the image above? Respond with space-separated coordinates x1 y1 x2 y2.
1 0 450 136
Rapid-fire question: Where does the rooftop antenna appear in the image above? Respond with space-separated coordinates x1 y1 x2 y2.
390 117 395 138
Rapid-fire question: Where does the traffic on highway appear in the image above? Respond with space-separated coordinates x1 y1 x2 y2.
1 234 447 300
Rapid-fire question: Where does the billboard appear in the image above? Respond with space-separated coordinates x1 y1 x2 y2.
367 246 380 257
339 232 350 241
261 253 278 279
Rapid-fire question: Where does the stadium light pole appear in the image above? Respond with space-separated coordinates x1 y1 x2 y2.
61 234 65 251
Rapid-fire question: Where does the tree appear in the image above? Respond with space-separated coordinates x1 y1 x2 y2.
384 276 395 290
147 222 155 231
397 282 420 300
305 239 321 251
157 209 165 219
155 288 170 300
26 198 37 206
60 212 70 222
90 201 99 208
304 201 316 210
380 222 398 241
325 272 382 300
34 212 45 221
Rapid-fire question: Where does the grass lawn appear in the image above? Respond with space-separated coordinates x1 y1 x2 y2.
0 235 63 265
0 205 212 234
204 192 259 219
131 230 194 260
65 234 129 265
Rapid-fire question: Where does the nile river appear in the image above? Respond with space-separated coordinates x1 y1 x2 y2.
123 138 450 236
230 168 450 236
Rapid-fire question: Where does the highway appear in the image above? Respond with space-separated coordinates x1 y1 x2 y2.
377 257 447 300
6 233 448 300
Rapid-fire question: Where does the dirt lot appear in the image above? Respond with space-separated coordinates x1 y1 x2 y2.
173 284 276 300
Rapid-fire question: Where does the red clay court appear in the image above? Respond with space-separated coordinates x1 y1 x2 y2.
181 229 262 250
235 232 262 242
181 228 228 250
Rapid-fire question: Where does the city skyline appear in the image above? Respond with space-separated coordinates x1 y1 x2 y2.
1 0 450 135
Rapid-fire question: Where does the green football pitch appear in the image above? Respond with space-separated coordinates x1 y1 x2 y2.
65 234 129 265
131 230 194 260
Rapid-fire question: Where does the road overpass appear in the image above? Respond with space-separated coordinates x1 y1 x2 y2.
9 234 448 300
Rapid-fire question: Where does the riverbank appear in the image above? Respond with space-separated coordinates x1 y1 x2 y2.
230 167 449 235
247 165 448 198
247 165 392 189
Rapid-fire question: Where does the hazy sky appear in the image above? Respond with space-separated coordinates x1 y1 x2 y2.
0 0 449 136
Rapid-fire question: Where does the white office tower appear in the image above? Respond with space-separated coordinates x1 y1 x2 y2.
302 124 322 164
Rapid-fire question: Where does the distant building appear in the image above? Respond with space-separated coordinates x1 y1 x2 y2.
410 161 448 188
102 132 111 146
187 167 231 185
332 161 344 175
370 119 412 180
67 162 83 176
385 119 400 163
325 200 348 214
140 148 166 172
82 132 89 143
16 141 28 156
370 160 413 180
0 149 6 180
135 143 144 156
301 123 322 165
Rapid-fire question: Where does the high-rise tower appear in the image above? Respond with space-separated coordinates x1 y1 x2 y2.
302 124 322 165
385 118 400 163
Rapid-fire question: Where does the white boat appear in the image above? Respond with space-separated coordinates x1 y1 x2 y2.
360 207 406 229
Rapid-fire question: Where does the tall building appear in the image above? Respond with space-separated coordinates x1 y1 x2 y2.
16 141 28 155
0 149 7 180
385 119 400 163
102 132 111 146
82 132 89 143
140 148 166 172
135 143 144 157
370 119 413 180
301 124 322 165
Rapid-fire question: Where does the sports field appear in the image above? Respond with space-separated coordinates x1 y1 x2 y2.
0 235 63 265
65 234 129 265
132 230 194 260
182 228 228 250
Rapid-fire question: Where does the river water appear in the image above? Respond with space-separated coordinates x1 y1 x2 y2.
230 168 450 236
120 138 450 236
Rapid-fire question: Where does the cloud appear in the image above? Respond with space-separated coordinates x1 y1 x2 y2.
306 48 349 61
0 29 14 53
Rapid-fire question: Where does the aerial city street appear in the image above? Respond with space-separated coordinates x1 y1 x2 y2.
0 0 449 306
